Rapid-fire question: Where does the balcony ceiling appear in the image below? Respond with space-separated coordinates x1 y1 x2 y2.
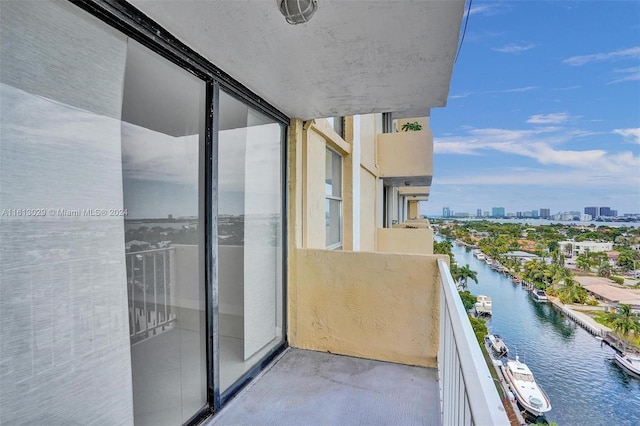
129 0 465 120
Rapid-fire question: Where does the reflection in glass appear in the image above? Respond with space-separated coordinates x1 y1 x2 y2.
218 90 284 392
325 148 342 248
121 39 207 425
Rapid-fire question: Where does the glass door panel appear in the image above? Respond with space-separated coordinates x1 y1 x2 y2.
121 39 207 425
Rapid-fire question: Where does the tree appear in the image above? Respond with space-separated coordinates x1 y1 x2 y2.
433 239 454 257
609 304 640 346
455 264 478 290
617 249 637 271
598 262 612 278
576 255 591 272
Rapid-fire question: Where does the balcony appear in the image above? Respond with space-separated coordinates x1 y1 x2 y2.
377 128 433 188
399 185 431 201
206 251 508 425
377 227 434 255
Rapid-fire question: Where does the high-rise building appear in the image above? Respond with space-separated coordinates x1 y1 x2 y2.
611 210 618 217
585 207 598 217
476 209 482 217
599 207 612 217
540 208 550 219
491 207 505 217
442 207 452 217
532 210 539 218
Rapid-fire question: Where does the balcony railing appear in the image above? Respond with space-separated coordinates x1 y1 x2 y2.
438 259 509 425
376 129 433 187
126 247 176 344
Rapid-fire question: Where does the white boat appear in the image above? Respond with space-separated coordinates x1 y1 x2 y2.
502 356 552 417
488 334 509 356
475 295 492 316
615 352 640 377
476 253 486 261
531 289 548 302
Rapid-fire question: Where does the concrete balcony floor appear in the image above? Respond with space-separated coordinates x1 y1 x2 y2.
207 348 441 426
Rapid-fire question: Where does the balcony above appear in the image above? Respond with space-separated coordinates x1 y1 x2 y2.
399 185 431 198
377 129 434 187
128 0 465 119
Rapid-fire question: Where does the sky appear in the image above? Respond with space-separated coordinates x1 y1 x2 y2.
423 0 640 217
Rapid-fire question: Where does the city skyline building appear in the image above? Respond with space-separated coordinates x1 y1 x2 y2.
491 207 505 217
540 208 550 219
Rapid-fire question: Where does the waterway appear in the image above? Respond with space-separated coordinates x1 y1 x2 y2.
447 240 640 426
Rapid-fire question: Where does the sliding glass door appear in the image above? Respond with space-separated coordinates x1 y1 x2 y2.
121 39 207 425
1 2 286 424
217 90 285 393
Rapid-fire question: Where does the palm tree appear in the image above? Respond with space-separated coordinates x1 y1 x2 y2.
576 256 591 273
455 264 478 290
597 262 612 278
609 304 640 347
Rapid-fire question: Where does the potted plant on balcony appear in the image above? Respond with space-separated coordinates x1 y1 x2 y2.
400 121 422 131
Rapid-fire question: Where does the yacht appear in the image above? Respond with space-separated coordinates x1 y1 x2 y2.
615 352 640 377
502 356 552 417
531 289 548 302
475 295 492 316
475 252 486 261
488 334 509 357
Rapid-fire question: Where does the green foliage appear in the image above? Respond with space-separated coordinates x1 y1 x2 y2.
433 239 454 257
458 290 476 311
400 121 422 131
468 315 488 345
617 249 639 271
452 264 478 290
597 262 612 278
611 276 624 285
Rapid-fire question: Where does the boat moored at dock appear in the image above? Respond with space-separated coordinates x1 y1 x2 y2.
502 356 552 417
475 295 492 316
488 334 509 357
615 352 640 377
531 289 549 302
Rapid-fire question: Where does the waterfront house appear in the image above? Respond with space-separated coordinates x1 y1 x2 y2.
0 1 507 425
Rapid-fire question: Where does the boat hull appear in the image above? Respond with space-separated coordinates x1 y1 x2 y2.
501 360 552 417
615 353 640 377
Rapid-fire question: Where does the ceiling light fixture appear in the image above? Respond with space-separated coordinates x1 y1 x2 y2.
279 0 318 25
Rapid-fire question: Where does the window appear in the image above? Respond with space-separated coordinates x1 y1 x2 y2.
326 116 344 138
325 148 343 249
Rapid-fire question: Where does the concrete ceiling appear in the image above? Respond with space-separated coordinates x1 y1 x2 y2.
130 0 465 120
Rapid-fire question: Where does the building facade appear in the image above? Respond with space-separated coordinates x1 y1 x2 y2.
1 1 508 425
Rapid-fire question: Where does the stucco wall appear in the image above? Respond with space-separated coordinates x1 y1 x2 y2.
302 129 327 248
377 130 433 179
289 248 445 367
359 168 378 252
377 228 434 255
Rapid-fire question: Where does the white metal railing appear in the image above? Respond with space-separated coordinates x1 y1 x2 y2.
437 259 510 426
127 247 176 344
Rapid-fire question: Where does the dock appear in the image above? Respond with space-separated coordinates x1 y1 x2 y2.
483 339 527 426
549 299 607 338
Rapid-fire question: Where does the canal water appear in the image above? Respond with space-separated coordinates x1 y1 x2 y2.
448 241 640 426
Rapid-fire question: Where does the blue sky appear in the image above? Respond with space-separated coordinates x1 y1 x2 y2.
425 1 640 217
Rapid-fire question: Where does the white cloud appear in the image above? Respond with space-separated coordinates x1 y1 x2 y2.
608 66 640 84
450 86 538 99
563 46 640 66
468 4 501 16
613 128 640 144
492 43 537 54
526 113 571 124
433 126 640 190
